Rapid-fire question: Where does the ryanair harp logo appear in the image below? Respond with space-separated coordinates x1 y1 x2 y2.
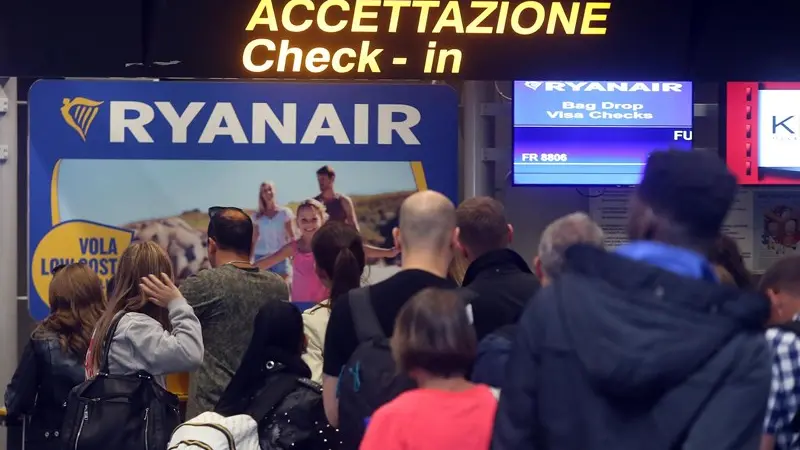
61 97 103 141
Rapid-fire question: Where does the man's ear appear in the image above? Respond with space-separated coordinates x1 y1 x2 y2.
533 256 544 281
392 227 402 253
208 238 218 255
453 227 469 259
766 288 785 326
507 224 514 244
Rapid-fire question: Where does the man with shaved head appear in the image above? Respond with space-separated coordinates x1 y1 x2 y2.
322 190 459 443
180 206 288 418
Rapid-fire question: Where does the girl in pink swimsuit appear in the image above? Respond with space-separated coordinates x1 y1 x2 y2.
256 199 398 303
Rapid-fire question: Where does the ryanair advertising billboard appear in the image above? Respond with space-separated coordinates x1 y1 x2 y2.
28 79 458 319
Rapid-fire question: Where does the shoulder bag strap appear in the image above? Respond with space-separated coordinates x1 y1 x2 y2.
99 311 128 374
246 373 300 423
349 287 384 343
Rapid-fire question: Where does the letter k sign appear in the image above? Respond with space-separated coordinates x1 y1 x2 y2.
774 116 796 134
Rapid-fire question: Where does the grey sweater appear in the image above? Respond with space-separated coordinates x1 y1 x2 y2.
180 265 289 419
106 298 204 387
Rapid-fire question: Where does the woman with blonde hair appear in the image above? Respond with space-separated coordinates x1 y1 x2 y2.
84 241 203 387
447 251 470 286
5 263 106 450
253 181 295 278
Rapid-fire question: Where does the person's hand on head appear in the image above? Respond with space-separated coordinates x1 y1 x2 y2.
139 273 181 308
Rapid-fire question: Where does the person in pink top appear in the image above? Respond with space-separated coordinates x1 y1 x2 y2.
360 287 499 450
256 199 397 303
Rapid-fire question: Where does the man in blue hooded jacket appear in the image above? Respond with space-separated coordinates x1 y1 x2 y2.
492 150 771 450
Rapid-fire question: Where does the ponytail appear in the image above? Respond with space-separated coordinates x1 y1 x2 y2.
311 221 367 306
329 246 364 303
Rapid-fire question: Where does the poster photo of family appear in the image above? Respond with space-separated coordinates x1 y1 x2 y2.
53 159 423 302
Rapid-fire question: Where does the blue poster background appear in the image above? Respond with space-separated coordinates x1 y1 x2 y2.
28 80 459 320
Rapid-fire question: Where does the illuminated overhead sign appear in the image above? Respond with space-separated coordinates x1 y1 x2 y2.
141 0 694 80
241 0 612 75
11 0 800 80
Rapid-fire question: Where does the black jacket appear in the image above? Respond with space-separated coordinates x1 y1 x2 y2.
5 331 86 450
216 348 338 450
463 249 540 340
492 245 772 450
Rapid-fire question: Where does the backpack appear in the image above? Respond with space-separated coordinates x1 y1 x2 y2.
60 311 181 450
168 413 262 450
170 368 338 450
472 324 517 388
257 374 339 450
337 288 416 449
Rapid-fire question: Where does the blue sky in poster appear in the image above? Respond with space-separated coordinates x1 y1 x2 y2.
57 159 416 225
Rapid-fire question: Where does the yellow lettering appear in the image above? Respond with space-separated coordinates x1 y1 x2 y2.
281 0 314 32
547 2 579 34
332 48 357 72
246 0 278 31
465 1 496 34
433 1 464 33
581 2 611 34
357 40 383 72
436 48 462 73
305 48 330 73
510 1 545 35
384 0 411 33
242 39 276 72
414 1 440 33
317 0 350 32
278 39 303 71
352 0 381 32
496 1 510 33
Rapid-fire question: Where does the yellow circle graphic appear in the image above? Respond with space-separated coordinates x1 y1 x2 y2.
31 220 133 306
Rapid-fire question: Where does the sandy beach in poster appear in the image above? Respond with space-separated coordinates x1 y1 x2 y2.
54 159 423 291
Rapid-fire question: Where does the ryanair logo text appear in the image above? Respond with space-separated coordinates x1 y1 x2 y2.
61 99 422 145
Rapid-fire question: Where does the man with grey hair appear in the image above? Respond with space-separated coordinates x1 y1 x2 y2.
533 212 605 286
321 190 459 444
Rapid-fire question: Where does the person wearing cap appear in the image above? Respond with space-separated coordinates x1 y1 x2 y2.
492 151 771 450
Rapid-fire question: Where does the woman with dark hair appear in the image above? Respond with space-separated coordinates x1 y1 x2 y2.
360 287 497 450
708 235 753 289
216 301 308 414
303 221 366 382
215 301 337 449
5 263 106 450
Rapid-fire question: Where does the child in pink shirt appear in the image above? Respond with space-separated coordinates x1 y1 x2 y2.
360 287 498 450
256 199 397 303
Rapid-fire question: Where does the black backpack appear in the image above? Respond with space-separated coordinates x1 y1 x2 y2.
337 288 416 449
60 311 181 450
247 366 339 450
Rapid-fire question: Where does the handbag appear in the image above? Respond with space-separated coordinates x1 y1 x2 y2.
60 311 181 450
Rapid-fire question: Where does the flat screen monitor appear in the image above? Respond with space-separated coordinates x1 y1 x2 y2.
512 81 694 186
727 82 800 185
